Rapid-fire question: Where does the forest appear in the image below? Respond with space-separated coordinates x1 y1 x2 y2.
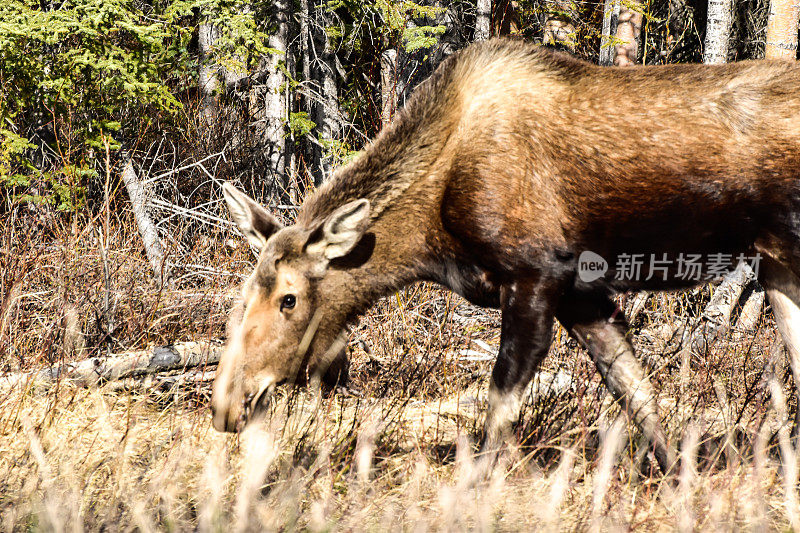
1 0 800 530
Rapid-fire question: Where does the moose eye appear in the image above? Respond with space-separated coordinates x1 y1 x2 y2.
280 294 296 312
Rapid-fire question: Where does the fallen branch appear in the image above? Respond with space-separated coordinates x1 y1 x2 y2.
1 341 222 392
121 152 171 284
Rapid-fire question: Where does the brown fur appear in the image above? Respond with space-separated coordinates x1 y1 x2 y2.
212 39 800 474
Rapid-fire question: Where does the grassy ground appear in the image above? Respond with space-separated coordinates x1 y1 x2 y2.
2 209 800 531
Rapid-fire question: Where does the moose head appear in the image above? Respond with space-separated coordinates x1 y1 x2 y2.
211 183 372 432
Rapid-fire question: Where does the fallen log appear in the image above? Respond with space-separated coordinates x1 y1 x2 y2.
107 367 217 394
681 262 756 358
1 341 223 392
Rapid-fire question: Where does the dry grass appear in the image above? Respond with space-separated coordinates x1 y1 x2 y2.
3 206 800 531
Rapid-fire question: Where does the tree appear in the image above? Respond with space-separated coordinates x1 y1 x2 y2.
251 0 290 192
692 0 763 355
765 0 800 59
492 0 520 36
543 1 578 51
198 22 221 131
600 0 620 65
475 0 492 40
309 4 342 184
614 1 644 65
381 47 400 128
703 0 733 64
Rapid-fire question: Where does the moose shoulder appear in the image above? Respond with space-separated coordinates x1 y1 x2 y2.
211 38 800 474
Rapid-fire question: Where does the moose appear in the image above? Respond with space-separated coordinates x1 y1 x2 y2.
211 38 800 474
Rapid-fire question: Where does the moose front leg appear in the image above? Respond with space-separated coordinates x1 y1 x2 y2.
484 278 559 450
557 291 677 475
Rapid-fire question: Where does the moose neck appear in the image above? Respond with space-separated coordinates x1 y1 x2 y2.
298 57 465 309
306 122 455 311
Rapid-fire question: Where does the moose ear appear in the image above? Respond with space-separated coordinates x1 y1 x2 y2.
222 182 282 251
306 199 371 260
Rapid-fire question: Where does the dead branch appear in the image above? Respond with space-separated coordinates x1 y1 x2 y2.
121 152 171 284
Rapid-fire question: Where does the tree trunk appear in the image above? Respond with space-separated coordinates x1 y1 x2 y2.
431 1 464 65
222 7 251 92
251 0 290 191
543 1 577 51
600 0 621 65
381 47 398 128
492 0 520 36
765 0 800 59
614 2 644 66
310 6 342 185
198 22 220 131
293 0 313 199
667 0 690 45
475 0 492 41
703 0 733 64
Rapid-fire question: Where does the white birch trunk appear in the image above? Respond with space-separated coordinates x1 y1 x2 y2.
0 342 222 391
475 0 492 41
765 0 800 60
222 6 251 91
682 262 757 356
311 6 341 184
736 285 765 331
703 0 733 64
698 4 762 339
252 0 289 189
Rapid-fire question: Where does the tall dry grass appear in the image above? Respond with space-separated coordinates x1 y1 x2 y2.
2 197 800 531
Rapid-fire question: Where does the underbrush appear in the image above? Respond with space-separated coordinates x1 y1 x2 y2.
2 207 799 531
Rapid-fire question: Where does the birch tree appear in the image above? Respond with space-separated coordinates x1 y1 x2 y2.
251 0 290 190
765 0 800 59
685 3 764 351
310 5 342 184
432 1 466 63
120 154 170 284
703 0 733 64
475 0 492 41
492 0 520 36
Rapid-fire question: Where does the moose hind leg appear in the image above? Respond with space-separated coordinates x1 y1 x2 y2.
484 278 559 451
557 291 677 475
760 255 800 436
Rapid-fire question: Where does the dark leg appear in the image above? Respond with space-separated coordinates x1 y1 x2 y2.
557 290 677 475
484 277 560 450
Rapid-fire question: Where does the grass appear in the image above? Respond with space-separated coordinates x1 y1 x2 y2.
2 204 800 531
